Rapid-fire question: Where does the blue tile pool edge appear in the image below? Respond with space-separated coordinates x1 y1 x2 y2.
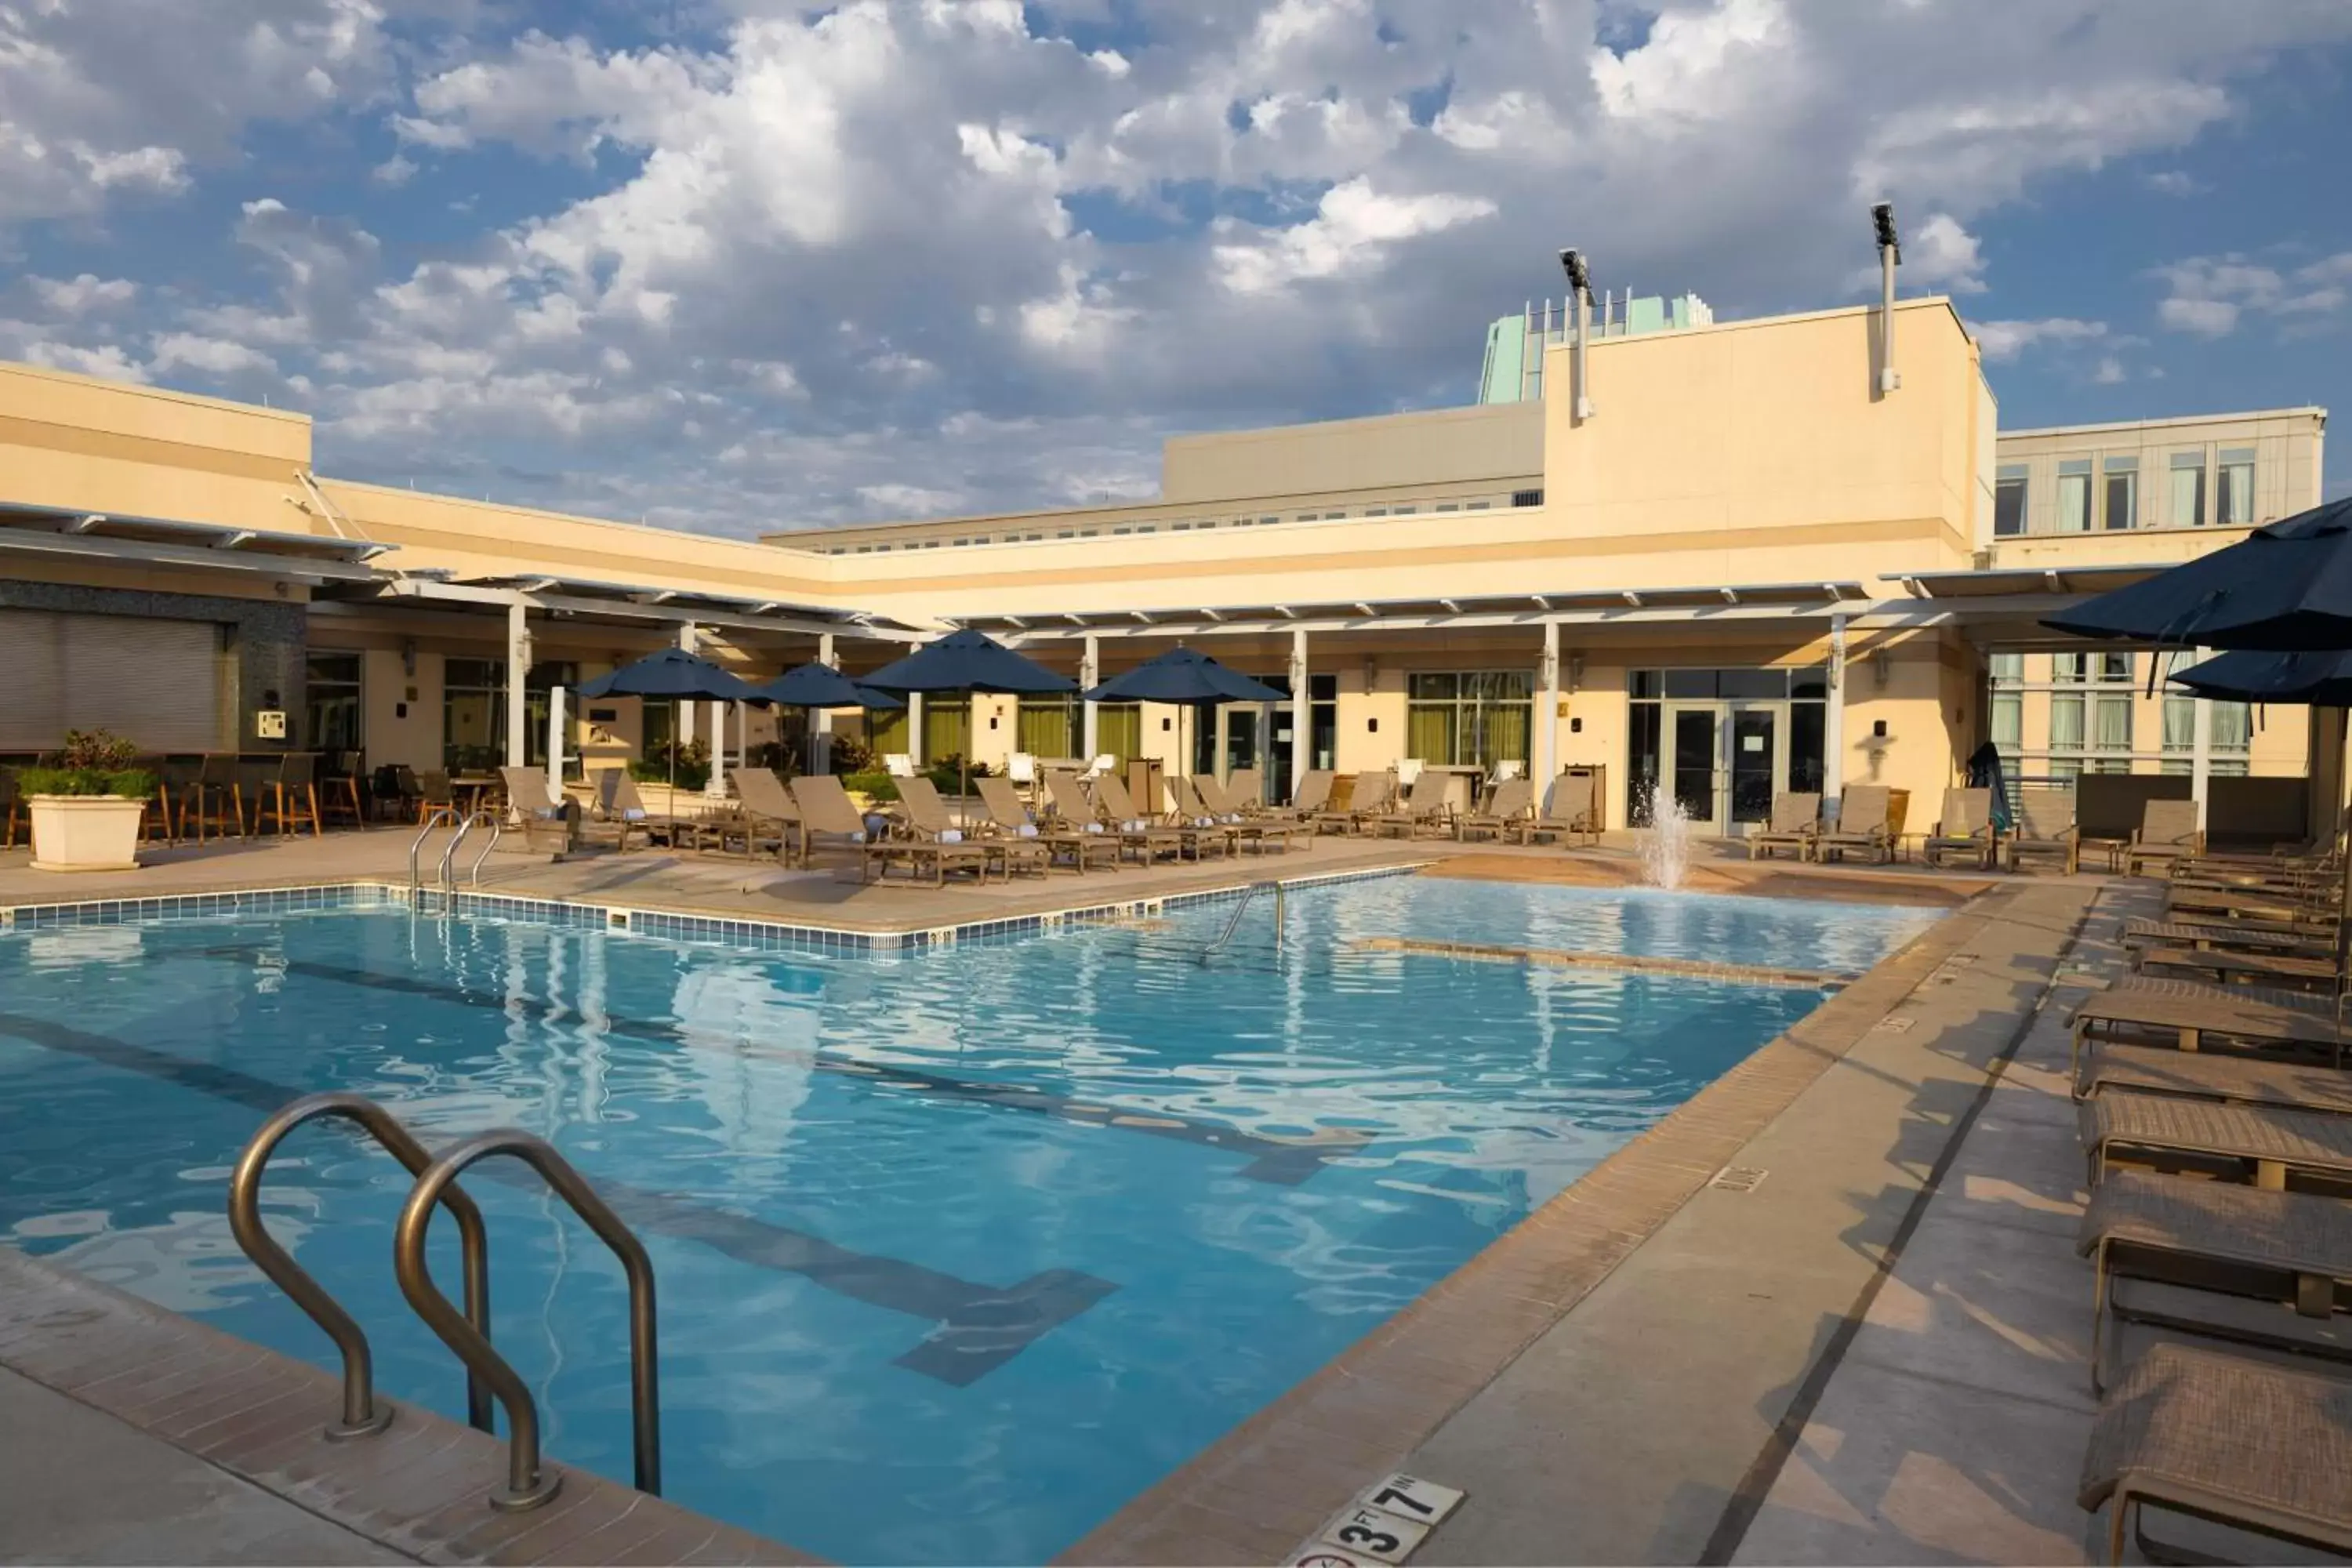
0 861 1433 957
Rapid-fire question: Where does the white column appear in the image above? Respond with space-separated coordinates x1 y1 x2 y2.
811 632 836 775
2191 683 2213 833
707 697 727 798
504 598 529 768
908 691 925 766
1081 635 1101 760
545 685 566 800
1289 627 1308 796
1824 614 1849 804
1537 620 1561 786
677 622 697 764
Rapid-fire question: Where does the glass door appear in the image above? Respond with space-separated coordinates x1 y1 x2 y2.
1666 706 1720 830
1728 705 1779 828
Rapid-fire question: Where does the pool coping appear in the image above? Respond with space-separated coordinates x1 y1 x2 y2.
1054 887 2002 1566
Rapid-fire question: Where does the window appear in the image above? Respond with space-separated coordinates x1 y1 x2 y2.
1172 521 1192 531
972 535 990 545
1511 489 1544 508
1393 506 1415 516
1094 702 1141 761
2103 456 2137 530
1436 503 1459 513
1016 696 1075 759
2056 458 2092 532
443 657 504 771
1258 516 1279 526
2217 447 2256 524
1080 529 1098 538
1406 670 1533 768
951 538 969 547
1466 501 1490 510
1057 530 1075 539
1994 463 2028 536
1363 508 1386 518
1989 652 2023 756
1113 527 1131 535
2212 699 2252 776
304 652 362 753
2168 451 2206 528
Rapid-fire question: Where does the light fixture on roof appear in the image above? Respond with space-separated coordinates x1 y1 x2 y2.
1558 248 1595 420
1871 201 1902 394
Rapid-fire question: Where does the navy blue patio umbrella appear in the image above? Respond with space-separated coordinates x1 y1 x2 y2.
860 629 1076 800
2042 495 2352 652
1085 646 1287 789
579 647 760 791
2167 648 2352 706
753 661 904 775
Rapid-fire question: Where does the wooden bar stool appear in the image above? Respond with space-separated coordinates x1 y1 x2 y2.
260 753 325 837
180 754 247 843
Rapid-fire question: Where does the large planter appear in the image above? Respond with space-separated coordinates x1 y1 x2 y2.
27 795 147 873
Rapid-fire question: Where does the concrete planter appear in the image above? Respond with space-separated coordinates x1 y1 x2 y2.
27 795 146 873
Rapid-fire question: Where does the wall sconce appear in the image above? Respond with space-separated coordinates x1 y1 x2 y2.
1566 652 1585 690
1362 655 1379 694
400 637 418 677
1871 648 1891 688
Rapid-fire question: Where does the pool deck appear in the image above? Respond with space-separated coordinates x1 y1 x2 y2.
0 826 2129 1567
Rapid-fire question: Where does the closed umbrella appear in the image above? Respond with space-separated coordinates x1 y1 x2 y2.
579 647 759 794
1084 646 1287 794
2042 495 2352 652
752 661 903 775
860 629 1076 805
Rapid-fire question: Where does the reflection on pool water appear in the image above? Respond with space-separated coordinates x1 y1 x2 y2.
0 877 1936 1564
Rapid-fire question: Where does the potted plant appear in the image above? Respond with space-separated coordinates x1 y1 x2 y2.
21 729 157 873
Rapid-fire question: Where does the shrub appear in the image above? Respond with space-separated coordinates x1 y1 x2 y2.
55 728 139 772
630 736 711 790
19 764 157 800
840 770 899 802
827 734 878 775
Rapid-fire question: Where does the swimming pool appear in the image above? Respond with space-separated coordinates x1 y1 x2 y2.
0 877 1936 1563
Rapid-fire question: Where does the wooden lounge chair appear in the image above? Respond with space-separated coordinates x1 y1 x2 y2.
1048 769 1181 864
883 775 1015 884
789 774 894 880
2005 786 2082 874
2136 943 2341 992
1315 771 1392 835
1370 769 1454 838
1456 778 1533 843
2071 980 2346 1076
2122 918 2335 957
1098 771 1225 861
2080 1091 2352 1189
1921 786 1996 870
2079 1169 2352 1396
2075 1037 2352 1119
1814 784 1894 865
1260 768 1334 825
728 768 808 866
1201 774 1309 848
602 770 699 849
497 765 575 855
1748 791 1820 862
1174 776 1273 855
2079 1342 2352 1564
1516 772 1599 847
975 775 1116 872
2126 798 2205 878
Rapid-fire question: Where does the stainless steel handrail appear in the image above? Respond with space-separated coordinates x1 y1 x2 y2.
1202 879 1284 961
466 816 504 887
227 1093 495 1439
394 1129 660 1511
437 808 489 891
409 806 459 891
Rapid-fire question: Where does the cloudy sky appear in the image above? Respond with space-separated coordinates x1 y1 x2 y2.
5 0 2350 538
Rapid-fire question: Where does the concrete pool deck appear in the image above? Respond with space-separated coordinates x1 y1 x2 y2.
0 835 2112 1566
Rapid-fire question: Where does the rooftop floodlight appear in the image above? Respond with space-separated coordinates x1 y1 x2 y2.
1872 203 1902 394
1558 247 1592 301
1559 248 1595 421
1871 201 1900 261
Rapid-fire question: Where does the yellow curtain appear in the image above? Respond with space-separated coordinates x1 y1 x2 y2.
1406 704 1457 764
1096 703 1141 760
1478 702 1531 768
924 701 971 762
869 709 909 757
1017 699 1074 757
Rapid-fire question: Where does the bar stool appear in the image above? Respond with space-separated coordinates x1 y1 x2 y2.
259 753 325 837
417 770 456 822
0 768 21 850
234 756 278 838
180 754 248 843
135 754 175 845
157 756 205 846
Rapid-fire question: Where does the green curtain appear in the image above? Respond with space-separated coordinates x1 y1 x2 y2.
1017 699 1075 758
1406 704 1457 764
1477 702 1531 768
869 708 909 757
924 701 971 763
1096 703 1141 761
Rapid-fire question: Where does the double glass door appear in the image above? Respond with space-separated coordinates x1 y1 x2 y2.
1662 702 1784 833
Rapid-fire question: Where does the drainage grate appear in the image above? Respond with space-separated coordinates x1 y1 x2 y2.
1873 1015 1918 1034
1710 1165 1769 1194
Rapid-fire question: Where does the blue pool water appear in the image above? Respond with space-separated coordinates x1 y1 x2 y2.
0 877 1934 1563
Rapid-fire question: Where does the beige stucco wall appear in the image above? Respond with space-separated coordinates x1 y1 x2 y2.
1160 401 1542 505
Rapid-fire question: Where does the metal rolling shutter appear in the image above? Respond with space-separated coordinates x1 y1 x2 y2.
0 610 227 752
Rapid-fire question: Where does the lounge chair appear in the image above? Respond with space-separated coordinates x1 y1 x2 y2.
2079 1091 2352 1189
2122 918 2335 958
1174 776 1275 855
1748 791 1820 862
1047 769 1181 864
1456 778 1533 843
2078 1168 2352 1395
1204 773 1311 848
1369 769 1454 838
2125 798 2205 878
1814 784 1894 865
789 775 892 880
728 768 808 866
1922 786 1996 870
1258 768 1334 826
2005 786 2082 874
2075 1039 2352 1116
2080 1342 2352 1564
2136 943 2341 992
497 765 575 855
601 769 699 850
975 775 1116 873
1315 771 1392 835
1516 772 1599 847
901 774 1046 880
1098 771 1224 861
2071 979 2347 1076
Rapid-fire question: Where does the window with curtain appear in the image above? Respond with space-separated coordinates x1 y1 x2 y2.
305 652 362 753
1016 697 1075 759
2169 451 2206 527
442 657 504 770
2102 456 2138 530
1094 703 1140 761
1994 465 2028 536
2161 695 2195 773
2049 694 2085 752
869 708 909 757
1406 671 1532 767
923 700 970 763
2093 694 2132 753
2217 448 2256 524
2056 459 2092 532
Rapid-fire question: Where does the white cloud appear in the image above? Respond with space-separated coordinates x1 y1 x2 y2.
1901 213 1987 293
2155 251 2352 337
20 339 151 383
29 274 138 316
1969 317 2107 361
150 332 278 377
2092 355 2126 385
1214 179 1497 294
2145 169 2205 197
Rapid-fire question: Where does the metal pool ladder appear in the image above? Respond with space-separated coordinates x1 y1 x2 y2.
1201 879 1284 962
226 1097 662 1512
408 806 459 892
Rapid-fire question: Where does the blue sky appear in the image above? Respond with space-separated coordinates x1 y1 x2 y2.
4 0 2349 538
